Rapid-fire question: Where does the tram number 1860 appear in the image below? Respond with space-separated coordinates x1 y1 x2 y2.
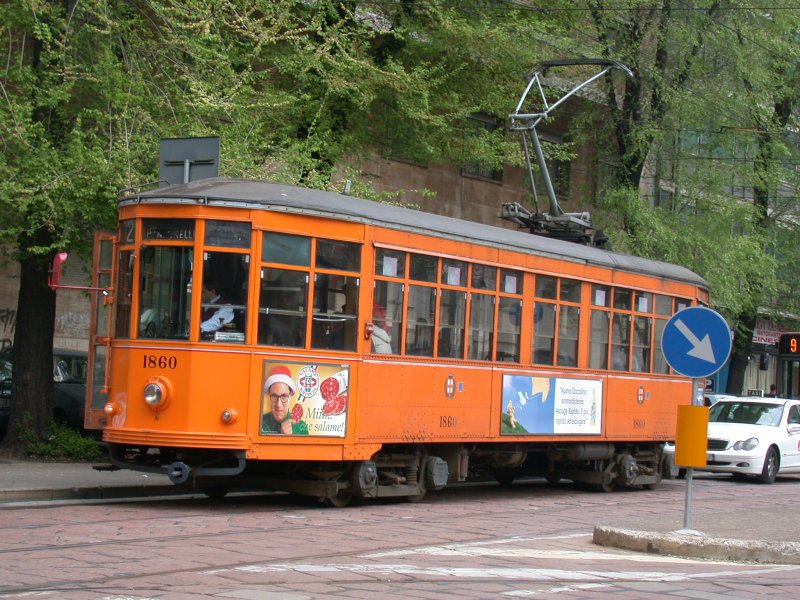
143 354 178 369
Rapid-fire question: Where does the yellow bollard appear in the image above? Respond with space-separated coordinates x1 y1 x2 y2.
675 404 709 532
675 405 709 467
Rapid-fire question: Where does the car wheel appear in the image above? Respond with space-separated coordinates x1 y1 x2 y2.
757 447 778 484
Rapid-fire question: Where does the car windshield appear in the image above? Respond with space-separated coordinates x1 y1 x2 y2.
709 401 783 427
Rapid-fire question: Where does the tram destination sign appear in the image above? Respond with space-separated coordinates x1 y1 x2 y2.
661 306 732 378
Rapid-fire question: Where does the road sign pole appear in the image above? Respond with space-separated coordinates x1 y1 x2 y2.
683 467 694 530
663 309 730 537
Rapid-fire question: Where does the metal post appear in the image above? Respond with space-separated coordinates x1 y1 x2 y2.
683 467 694 530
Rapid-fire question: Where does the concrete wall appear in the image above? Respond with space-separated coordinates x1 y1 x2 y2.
0 254 91 354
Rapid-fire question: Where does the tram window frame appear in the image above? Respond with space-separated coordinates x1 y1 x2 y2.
258 265 309 348
496 269 523 363
372 248 406 355
589 284 611 369
406 282 436 356
372 278 403 354
196 220 253 344
258 232 361 352
532 275 580 367
137 244 194 340
310 238 361 351
377 248 523 362
631 291 653 372
557 278 581 367
200 249 250 343
533 277 557 365
115 250 134 339
259 232 312 349
115 218 136 340
469 289 495 361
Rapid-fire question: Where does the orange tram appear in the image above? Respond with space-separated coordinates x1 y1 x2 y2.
83 178 708 505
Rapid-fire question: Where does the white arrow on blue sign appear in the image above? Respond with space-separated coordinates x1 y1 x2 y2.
661 306 732 378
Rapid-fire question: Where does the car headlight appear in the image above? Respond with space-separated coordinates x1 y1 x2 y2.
732 437 759 451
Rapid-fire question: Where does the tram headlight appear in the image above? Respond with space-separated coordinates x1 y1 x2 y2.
143 376 172 411
104 401 122 416
221 409 239 424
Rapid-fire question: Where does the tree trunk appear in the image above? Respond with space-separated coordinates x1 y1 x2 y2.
2 253 56 449
725 314 756 396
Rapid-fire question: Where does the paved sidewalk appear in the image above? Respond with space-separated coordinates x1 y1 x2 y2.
0 458 179 502
1 458 798 564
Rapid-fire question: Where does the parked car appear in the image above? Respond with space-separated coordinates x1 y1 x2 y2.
0 349 88 439
704 393 736 406
664 396 800 483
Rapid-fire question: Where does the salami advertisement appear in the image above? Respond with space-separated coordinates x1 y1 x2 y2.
500 375 602 435
260 361 349 437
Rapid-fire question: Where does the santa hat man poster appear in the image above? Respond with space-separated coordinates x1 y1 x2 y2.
264 365 296 395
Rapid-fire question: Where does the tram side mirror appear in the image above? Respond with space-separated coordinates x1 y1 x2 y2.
48 252 69 290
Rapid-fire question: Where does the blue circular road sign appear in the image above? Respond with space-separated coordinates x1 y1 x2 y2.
661 307 732 378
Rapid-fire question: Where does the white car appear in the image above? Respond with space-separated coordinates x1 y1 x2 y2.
702 397 800 483
662 397 800 483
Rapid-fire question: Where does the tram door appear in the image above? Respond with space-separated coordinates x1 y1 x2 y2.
84 231 117 430
777 333 800 399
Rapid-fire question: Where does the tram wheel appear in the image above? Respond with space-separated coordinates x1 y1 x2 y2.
201 486 230 500
323 490 353 508
494 468 516 486
594 481 616 493
643 475 662 490
545 472 561 485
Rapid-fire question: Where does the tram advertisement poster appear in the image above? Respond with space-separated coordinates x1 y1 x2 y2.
260 361 348 437
501 375 602 435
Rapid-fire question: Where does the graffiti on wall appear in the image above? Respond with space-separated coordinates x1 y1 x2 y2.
55 311 91 336
0 307 15 353
0 308 90 353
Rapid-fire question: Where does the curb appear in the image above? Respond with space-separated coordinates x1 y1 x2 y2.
0 485 187 503
593 525 800 565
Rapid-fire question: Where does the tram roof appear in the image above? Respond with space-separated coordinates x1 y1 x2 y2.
128 177 707 288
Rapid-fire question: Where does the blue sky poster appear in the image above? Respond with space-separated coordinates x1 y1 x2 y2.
501 375 602 435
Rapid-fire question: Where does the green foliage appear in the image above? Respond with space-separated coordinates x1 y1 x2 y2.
597 188 778 327
20 421 103 461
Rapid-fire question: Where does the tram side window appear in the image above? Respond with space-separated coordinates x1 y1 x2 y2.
558 305 580 367
373 249 406 354
311 239 360 351
557 279 581 367
496 270 522 362
632 316 651 372
469 292 494 360
438 259 467 358
311 273 359 350
589 284 610 369
631 291 653 372
653 293 672 373
115 250 134 338
259 232 311 348
439 289 466 358
611 312 631 371
259 267 308 347
373 280 402 354
533 275 557 364
200 252 249 343
498 299 521 362
406 284 435 356
138 245 194 339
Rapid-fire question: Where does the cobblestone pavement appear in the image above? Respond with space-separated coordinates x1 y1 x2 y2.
1 467 799 598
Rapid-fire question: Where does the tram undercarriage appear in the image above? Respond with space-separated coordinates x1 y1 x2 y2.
106 440 664 505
